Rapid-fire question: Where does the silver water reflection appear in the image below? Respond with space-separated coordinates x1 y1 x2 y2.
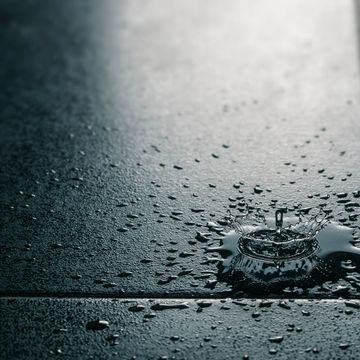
208 210 359 289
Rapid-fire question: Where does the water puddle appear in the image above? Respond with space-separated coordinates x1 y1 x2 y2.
206 209 360 295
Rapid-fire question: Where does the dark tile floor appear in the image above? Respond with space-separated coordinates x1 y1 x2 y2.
1 0 360 358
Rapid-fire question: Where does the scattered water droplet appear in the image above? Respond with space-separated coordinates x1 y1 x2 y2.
128 304 145 312
150 302 189 311
269 336 283 343
86 320 109 330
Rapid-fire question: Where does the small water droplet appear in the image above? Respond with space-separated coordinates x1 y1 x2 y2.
86 320 109 330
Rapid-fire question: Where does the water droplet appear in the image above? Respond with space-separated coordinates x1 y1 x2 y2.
150 302 189 311
128 304 145 312
86 320 109 330
269 336 283 343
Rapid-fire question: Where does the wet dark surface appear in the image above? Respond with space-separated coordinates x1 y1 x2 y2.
1 0 360 357
2 298 360 359
1 0 360 298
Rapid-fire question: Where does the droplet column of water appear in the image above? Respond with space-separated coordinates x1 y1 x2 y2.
275 209 283 238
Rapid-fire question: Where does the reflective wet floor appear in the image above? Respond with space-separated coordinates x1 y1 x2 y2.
1 0 360 358
2 298 360 359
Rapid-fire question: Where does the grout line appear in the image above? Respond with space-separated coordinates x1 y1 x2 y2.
1 293 360 301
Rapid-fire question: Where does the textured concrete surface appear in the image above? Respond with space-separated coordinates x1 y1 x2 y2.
1 0 360 358
1 0 360 298
1 298 360 360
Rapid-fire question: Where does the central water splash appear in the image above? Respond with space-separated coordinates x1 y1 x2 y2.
207 209 360 294
234 209 325 261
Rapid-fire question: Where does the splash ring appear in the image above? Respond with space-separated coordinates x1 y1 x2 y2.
238 229 319 261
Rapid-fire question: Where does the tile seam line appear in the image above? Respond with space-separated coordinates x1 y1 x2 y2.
1 294 360 301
